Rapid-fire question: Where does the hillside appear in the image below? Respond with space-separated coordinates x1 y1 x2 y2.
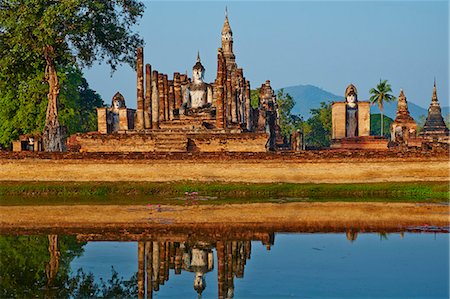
278 84 448 120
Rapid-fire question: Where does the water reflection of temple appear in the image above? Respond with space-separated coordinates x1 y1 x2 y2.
76 232 275 299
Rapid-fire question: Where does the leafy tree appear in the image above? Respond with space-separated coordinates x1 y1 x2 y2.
369 79 396 136
0 65 103 147
276 89 304 140
303 102 332 148
0 0 144 151
370 114 393 138
250 89 260 109
0 235 137 298
416 115 427 134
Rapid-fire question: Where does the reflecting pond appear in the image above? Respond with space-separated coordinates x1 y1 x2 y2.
0 230 448 299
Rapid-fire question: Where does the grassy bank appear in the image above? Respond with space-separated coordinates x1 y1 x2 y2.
0 181 448 205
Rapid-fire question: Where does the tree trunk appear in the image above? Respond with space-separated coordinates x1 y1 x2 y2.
45 234 60 286
381 110 384 136
43 46 66 152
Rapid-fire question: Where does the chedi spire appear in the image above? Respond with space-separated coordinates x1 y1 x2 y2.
419 81 449 141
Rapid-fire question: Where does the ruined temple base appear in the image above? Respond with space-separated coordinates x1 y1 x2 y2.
331 136 388 150
67 131 268 153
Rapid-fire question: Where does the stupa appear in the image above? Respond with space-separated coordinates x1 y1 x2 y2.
390 89 417 144
419 81 449 143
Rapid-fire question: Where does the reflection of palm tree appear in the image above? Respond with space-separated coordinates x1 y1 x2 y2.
369 79 396 136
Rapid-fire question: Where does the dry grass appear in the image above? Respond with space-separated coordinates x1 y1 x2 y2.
1 202 448 232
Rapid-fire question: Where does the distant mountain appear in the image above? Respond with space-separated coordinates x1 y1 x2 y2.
277 84 343 118
277 84 449 120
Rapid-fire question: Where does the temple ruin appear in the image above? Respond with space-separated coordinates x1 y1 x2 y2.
69 11 279 153
390 89 419 146
331 84 388 149
419 82 449 143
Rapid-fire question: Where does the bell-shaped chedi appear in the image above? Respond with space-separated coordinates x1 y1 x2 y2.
419 81 449 142
390 89 417 142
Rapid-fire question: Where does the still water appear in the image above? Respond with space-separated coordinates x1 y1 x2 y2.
0 231 448 299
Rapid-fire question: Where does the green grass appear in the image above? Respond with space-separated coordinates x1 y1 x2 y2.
0 181 448 206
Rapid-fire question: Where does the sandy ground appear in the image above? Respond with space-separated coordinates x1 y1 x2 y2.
1 202 448 233
1 159 449 183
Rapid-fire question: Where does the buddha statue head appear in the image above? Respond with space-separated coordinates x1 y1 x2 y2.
345 84 358 108
111 92 126 111
192 52 205 85
193 272 206 296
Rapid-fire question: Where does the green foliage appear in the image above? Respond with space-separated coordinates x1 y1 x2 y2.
0 0 144 147
369 79 396 136
370 114 393 138
0 65 103 147
0 235 137 298
0 181 448 204
0 1 144 71
416 115 427 134
303 102 332 148
0 235 85 298
276 89 304 139
250 89 260 109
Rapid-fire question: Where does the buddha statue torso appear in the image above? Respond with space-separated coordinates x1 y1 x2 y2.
345 85 359 137
181 54 212 113
107 92 126 132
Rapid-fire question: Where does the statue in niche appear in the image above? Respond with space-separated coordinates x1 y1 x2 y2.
107 92 126 132
345 84 358 137
181 242 214 298
180 53 213 114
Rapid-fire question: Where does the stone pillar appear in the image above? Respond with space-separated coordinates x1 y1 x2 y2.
152 242 160 291
145 64 152 129
145 241 153 299
168 81 174 120
158 74 165 122
174 244 182 274
215 48 226 129
358 102 370 137
151 71 159 129
226 77 232 125
180 74 188 111
217 241 225 299
137 241 145 299
97 108 108 134
245 80 252 131
163 75 169 121
135 47 145 130
158 242 165 286
331 102 346 139
173 73 182 109
118 108 129 131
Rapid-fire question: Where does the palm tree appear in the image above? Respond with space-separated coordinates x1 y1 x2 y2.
369 79 396 136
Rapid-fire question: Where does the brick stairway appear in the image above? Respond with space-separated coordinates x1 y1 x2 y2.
153 132 188 152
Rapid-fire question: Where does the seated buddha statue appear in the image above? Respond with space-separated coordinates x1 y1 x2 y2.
181 53 213 114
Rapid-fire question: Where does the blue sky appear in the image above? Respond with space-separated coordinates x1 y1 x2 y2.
83 1 449 111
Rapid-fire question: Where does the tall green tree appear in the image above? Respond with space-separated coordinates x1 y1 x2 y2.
0 0 144 151
0 64 103 148
304 102 332 148
369 79 396 136
276 89 304 141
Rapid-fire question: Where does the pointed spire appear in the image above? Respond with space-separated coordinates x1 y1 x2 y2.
197 50 201 63
222 7 232 35
432 79 438 102
399 89 405 99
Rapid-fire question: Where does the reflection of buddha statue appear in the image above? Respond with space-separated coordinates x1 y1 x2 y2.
107 92 126 132
345 84 359 137
181 242 214 298
182 53 213 113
